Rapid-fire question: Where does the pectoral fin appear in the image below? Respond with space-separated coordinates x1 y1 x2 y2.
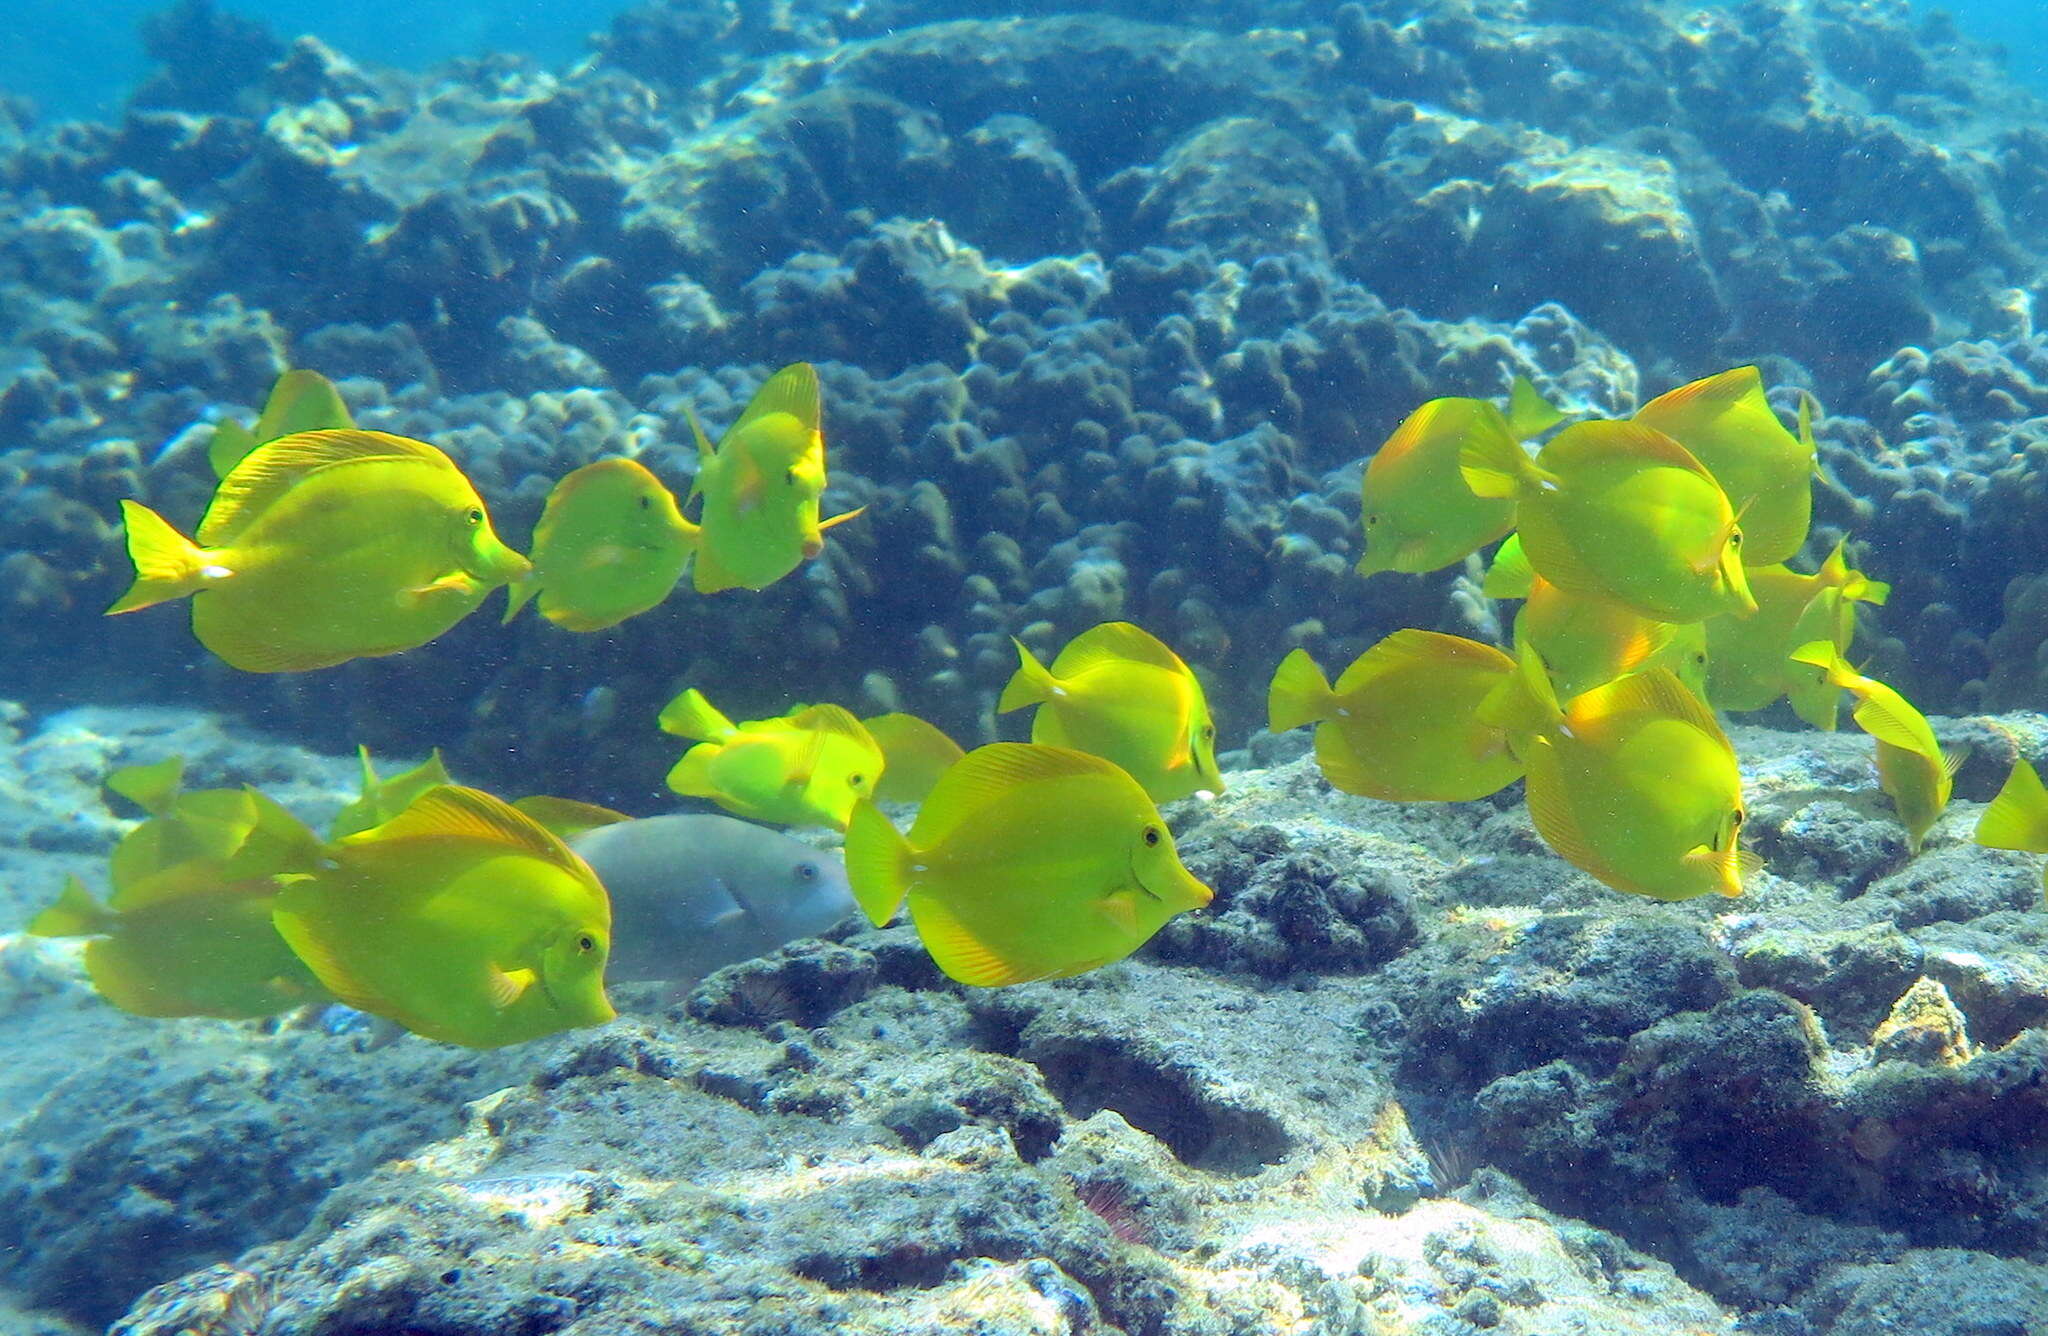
486 964 537 1010
405 572 481 606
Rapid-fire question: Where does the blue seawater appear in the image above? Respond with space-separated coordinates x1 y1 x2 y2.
1941 0 2048 84
0 0 630 121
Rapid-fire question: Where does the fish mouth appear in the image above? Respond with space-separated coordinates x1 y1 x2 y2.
800 535 825 559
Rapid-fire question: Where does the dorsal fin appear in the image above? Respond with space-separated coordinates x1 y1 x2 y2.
253 369 355 443
1846 684 1937 758
911 743 1132 849
199 430 452 546
1334 629 1512 697
784 703 878 749
1541 419 1715 481
1638 365 1762 420
731 363 821 437
512 795 633 842
1576 668 1723 743
341 784 577 872
1051 621 1187 678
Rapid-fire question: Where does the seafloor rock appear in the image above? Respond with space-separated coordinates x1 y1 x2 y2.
0 704 2032 1329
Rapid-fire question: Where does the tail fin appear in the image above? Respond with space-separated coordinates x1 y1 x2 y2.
1481 534 1535 600
1505 376 1563 440
1977 759 2048 852
996 639 1061 714
29 875 116 938
1479 640 1564 737
501 577 539 625
658 688 736 741
106 502 220 615
1787 640 1856 688
1458 428 1541 500
843 798 914 926
664 747 718 799
1266 649 1338 733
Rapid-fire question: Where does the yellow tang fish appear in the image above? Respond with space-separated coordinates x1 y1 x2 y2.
1462 419 1757 624
30 780 328 1018
660 690 883 829
1356 397 1519 577
843 743 1213 986
272 785 615 1049
207 368 355 479
1484 646 1759 900
1707 539 1889 715
1788 643 1962 853
688 363 864 594
1975 758 2048 893
504 458 700 632
108 430 531 672
998 621 1222 805
863 712 966 805
1266 631 1522 801
1634 366 1817 566
1488 535 1706 701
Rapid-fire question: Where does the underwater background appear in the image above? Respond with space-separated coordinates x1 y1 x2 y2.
4 0 2048 1331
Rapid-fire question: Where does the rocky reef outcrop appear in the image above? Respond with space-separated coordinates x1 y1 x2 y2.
0 0 2040 801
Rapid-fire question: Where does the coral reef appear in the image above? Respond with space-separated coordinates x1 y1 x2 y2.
0 0 2037 799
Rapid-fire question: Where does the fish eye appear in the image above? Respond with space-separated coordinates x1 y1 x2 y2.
796 861 819 881
465 508 483 525
1202 723 1217 739
576 934 596 953
1729 531 1743 546
1731 810 1744 828
1142 825 1161 847
1364 512 1381 527
849 773 866 788
785 467 799 485
638 494 652 510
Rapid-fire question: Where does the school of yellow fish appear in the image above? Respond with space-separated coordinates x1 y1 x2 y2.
31 360 2048 1049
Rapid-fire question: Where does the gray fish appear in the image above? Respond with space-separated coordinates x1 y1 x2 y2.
568 813 855 982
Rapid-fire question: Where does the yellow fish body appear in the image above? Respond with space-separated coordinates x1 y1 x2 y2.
1266 631 1522 801
688 363 864 594
1707 540 1889 715
998 621 1222 805
1975 759 2048 893
505 458 699 632
30 780 328 1018
863 712 967 805
1487 532 1712 703
1788 643 1958 852
1486 647 1758 900
661 690 882 829
843 743 1212 986
1633 366 1816 566
208 368 355 479
109 430 530 672
1462 419 1757 624
271 785 615 1048
1356 397 1518 577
